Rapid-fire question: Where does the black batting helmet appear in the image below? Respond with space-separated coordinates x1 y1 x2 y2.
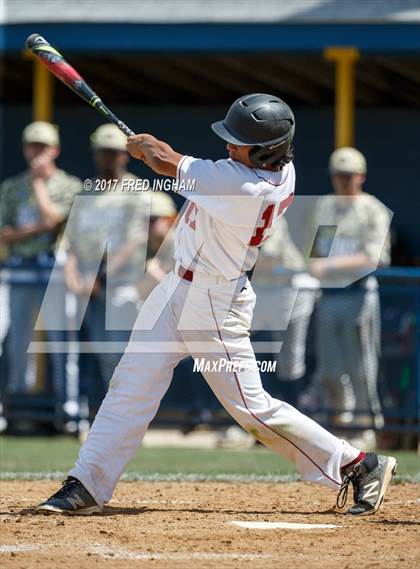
211 93 295 170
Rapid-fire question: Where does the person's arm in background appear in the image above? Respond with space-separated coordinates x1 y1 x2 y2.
138 240 176 300
0 220 55 245
0 177 52 245
107 240 140 276
31 148 67 228
32 177 64 228
64 250 85 295
64 250 101 297
309 252 376 279
363 200 391 268
62 198 101 297
308 198 391 279
0 152 82 246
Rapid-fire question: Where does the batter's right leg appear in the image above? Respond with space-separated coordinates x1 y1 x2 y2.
186 282 360 491
202 356 360 490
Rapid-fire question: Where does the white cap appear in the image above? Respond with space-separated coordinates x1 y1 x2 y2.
90 124 127 151
150 193 177 217
22 121 59 146
329 147 367 175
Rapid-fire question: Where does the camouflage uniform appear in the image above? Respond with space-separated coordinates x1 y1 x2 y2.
0 169 82 395
66 174 148 277
311 193 391 429
65 173 150 391
252 216 318 381
0 170 81 259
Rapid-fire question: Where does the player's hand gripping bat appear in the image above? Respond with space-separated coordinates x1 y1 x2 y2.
25 34 134 137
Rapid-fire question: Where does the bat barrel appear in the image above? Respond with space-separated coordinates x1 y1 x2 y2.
26 33 49 50
24 33 135 139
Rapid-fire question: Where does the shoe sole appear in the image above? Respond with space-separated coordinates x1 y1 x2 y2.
349 456 398 517
35 504 102 515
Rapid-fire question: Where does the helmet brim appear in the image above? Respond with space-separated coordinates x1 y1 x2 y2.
211 121 252 146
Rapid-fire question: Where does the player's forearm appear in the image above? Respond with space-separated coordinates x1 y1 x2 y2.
107 241 138 275
0 221 53 244
127 134 183 177
33 178 64 228
309 252 376 277
327 253 375 271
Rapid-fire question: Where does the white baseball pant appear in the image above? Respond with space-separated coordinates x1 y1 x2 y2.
70 269 359 507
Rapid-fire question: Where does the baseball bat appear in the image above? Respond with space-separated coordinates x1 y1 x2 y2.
25 33 135 137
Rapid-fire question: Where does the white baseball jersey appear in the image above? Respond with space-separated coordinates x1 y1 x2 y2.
175 156 296 280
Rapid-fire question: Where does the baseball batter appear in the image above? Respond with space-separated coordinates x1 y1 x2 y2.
36 94 397 517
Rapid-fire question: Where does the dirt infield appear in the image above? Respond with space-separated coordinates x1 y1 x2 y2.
1 481 419 568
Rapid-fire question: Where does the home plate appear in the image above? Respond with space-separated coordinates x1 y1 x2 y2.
229 521 341 530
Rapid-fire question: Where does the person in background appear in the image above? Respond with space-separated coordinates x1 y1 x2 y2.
64 124 149 416
0 206 10 430
0 121 82 398
254 216 319 395
0 219 10 360
309 147 391 451
137 190 177 304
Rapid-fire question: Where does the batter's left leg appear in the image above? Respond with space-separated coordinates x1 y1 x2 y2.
68 275 188 507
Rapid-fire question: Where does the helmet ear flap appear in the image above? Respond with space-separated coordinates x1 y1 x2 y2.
249 144 294 170
249 145 273 168
248 124 295 170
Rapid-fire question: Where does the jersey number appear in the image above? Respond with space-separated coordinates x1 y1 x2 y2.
184 202 198 230
248 193 294 247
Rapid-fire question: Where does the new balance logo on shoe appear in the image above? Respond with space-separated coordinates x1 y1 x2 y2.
336 453 398 516
35 477 102 515
66 494 88 509
362 480 380 500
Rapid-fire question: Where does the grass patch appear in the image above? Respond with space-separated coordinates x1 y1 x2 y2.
1 436 419 479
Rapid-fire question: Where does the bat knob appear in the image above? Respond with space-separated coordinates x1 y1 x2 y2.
25 34 48 49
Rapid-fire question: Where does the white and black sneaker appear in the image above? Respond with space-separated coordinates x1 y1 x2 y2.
35 477 101 515
337 453 398 516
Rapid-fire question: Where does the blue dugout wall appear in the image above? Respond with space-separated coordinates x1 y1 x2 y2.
2 23 420 53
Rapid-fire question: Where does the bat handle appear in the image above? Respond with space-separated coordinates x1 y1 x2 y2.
94 100 135 137
114 121 135 137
